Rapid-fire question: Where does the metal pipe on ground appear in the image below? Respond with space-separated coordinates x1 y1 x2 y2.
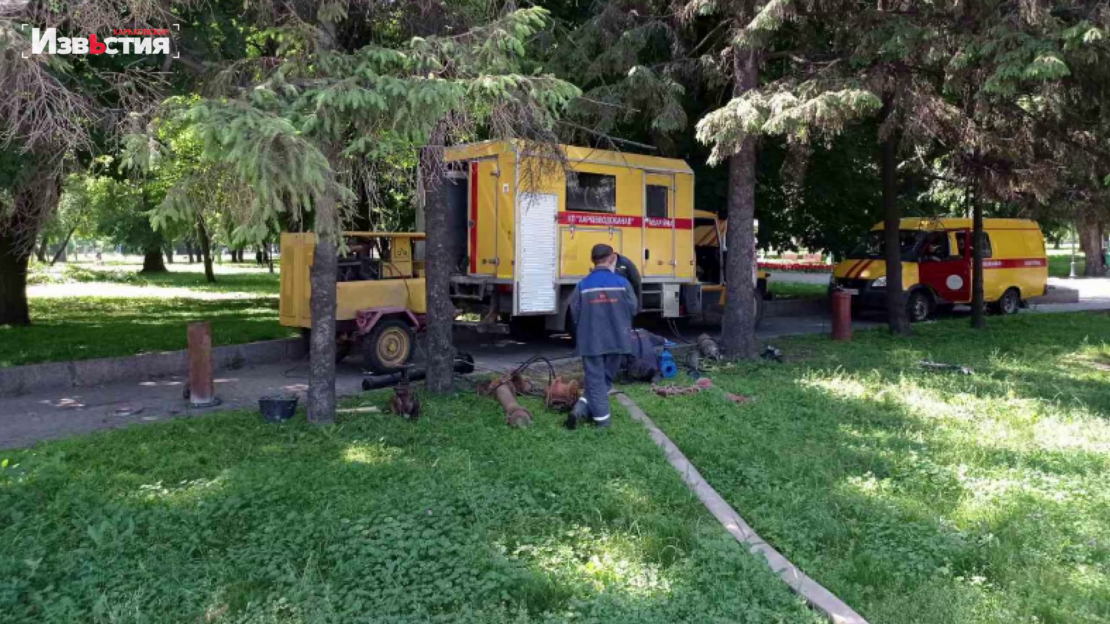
361 353 475 391
494 382 532 428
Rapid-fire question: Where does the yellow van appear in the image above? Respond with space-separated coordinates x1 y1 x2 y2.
831 218 1048 322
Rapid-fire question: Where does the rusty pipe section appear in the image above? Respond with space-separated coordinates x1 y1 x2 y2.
493 382 533 428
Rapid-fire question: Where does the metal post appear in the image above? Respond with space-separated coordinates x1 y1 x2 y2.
1069 224 1078 279
831 290 853 341
187 322 219 407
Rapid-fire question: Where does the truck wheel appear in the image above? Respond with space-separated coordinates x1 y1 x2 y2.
301 328 353 363
906 289 933 323
362 318 415 374
991 288 1021 315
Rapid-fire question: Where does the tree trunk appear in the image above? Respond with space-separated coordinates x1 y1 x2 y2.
266 243 274 273
720 46 760 360
308 214 340 424
186 241 196 264
2 169 60 325
0 234 31 326
880 97 910 335
1078 214 1106 277
49 226 78 266
164 243 175 264
423 125 457 393
35 236 48 263
141 245 167 273
196 215 216 283
970 189 986 329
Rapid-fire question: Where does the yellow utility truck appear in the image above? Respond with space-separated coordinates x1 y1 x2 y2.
440 140 765 333
831 218 1048 322
279 142 769 371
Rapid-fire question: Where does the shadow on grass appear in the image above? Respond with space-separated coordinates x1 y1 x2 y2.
0 392 819 624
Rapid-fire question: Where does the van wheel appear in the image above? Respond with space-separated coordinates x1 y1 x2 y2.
362 318 415 374
992 288 1021 315
906 289 933 323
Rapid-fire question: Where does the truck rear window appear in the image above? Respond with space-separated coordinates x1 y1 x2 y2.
566 172 616 213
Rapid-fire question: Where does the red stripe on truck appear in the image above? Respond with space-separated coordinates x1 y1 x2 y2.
558 212 693 229
983 258 1047 269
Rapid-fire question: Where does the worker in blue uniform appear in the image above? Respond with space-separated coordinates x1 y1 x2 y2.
566 244 638 429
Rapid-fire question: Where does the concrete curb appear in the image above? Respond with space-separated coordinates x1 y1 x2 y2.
0 338 305 398
615 393 869 624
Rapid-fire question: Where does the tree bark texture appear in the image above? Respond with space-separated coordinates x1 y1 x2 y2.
1078 214 1107 277
970 191 986 329
721 45 760 360
422 125 457 394
0 169 60 326
196 215 216 283
141 245 168 273
307 204 340 424
0 234 31 326
880 98 910 335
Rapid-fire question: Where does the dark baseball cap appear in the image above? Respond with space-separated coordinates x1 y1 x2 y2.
590 244 615 262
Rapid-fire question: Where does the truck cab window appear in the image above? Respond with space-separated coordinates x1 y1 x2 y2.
566 172 616 213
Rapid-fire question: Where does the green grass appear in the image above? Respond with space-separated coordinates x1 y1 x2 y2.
3 263 291 367
0 394 819 624
769 281 828 300
627 312 1110 624
1048 250 1087 278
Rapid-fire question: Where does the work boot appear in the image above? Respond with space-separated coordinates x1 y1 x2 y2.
592 414 611 429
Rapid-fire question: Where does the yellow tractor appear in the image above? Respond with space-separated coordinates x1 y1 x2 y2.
279 232 426 373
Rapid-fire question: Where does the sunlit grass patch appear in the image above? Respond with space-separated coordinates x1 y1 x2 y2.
630 312 1110 624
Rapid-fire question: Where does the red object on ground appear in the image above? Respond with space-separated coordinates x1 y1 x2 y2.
831 290 852 342
187 322 216 406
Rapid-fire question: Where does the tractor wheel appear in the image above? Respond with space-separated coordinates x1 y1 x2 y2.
362 318 415 374
301 328 353 363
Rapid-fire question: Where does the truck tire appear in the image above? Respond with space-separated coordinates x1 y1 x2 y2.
362 318 415 374
906 289 933 323
991 288 1021 315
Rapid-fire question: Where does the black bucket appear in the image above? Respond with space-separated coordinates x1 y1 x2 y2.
259 395 298 423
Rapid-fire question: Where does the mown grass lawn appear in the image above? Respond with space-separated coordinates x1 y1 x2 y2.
768 280 828 300
628 312 1110 624
1 263 293 367
0 393 819 624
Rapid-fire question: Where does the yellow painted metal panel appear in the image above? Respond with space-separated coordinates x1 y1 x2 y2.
560 227 622 278
497 150 517 280
335 279 426 318
643 172 674 277
474 159 499 275
674 173 695 279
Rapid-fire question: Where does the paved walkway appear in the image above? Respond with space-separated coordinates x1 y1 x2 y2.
2 297 1106 450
